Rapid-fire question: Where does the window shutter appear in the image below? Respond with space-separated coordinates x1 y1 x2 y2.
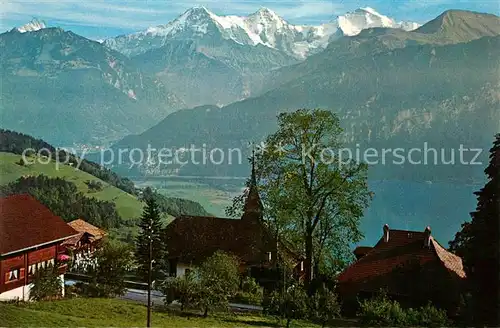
4 272 9 283
20 268 25 279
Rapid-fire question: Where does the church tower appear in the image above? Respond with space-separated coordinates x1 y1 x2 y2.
241 148 263 221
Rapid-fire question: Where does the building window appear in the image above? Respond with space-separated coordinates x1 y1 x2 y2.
28 264 36 275
6 269 20 282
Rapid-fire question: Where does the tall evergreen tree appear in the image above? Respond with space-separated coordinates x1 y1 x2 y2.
135 187 168 283
450 134 499 326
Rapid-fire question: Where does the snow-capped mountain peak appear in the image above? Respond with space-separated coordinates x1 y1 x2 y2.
15 18 46 33
338 7 401 36
104 6 420 58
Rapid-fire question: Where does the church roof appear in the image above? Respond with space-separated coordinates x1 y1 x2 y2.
165 215 276 265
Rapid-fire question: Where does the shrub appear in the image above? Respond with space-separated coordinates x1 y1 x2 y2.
30 266 63 301
263 285 309 328
309 288 342 327
84 241 133 297
358 292 450 327
162 272 201 312
232 276 263 305
416 302 450 327
86 180 103 191
197 251 240 317
358 292 406 326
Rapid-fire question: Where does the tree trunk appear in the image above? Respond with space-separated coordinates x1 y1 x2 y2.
286 318 291 328
304 228 314 291
203 306 208 318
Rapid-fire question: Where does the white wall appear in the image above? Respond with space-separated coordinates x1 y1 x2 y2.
0 274 65 301
176 263 192 277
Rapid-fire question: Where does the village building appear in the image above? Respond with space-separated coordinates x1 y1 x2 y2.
337 224 466 315
61 219 107 269
164 159 303 285
0 194 79 301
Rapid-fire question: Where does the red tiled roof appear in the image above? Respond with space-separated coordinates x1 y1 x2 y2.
338 229 466 285
165 215 276 265
0 194 79 255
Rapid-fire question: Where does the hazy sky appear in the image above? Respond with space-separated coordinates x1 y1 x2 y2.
2 0 499 40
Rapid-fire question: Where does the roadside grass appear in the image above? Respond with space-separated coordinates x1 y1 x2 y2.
0 298 320 327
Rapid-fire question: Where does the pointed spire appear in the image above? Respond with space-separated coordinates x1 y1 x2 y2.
242 144 263 221
250 146 257 187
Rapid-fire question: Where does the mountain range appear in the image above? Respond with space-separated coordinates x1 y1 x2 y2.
104 6 420 59
1 8 499 155
0 24 183 145
103 6 420 107
112 10 500 184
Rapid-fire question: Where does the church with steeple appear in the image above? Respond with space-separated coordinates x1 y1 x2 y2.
164 152 302 280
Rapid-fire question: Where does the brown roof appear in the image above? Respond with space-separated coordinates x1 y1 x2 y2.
0 194 79 255
67 219 106 239
354 246 373 258
337 228 466 285
165 215 276 265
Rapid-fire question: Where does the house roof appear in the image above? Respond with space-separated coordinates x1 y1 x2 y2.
67 219 107 239
337 228 466 285
354 246 373 259
0 194 79 256
165 215 276 265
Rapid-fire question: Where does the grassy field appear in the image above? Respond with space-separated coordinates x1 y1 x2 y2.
135 180 241 217
0 152 144 221
0 298 320 327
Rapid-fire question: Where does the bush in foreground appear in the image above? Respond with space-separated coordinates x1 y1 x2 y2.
358 292 450 327
30 266 62 301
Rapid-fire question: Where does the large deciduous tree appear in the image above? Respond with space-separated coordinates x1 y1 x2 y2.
449 134 500 326
230 109 371 289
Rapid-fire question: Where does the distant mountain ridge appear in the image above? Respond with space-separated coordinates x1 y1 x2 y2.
102 6 420 107
104 6 420 59
112 17 500 183
258 9 500 95
0 27 184 145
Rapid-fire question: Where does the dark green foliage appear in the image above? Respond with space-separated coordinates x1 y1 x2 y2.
232 276 264 306
0 175 122 229
358 292 450 327
30 265 62 301
197 251 240 317
85 241 133 297
142 189 211 217
449 133 500 326
308 288 341 327
135 188 169 283
0 129 136 195
86 180 103 191
162 271 201 312
263 285 309 328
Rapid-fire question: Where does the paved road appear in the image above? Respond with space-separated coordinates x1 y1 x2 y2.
66 280 263 312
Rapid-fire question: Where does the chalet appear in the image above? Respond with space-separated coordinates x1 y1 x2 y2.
164 161 303 283
337 224 466 314
0 194 79 301
61 219 107 269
